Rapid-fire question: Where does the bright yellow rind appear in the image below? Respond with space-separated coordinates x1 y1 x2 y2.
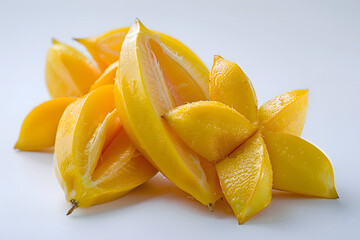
45 40 101 98
259 90 308 137
15 97 76 151
164 101 258 164
210 56 258 124
115 20 221 205
216 133 273 224
263 130 338 198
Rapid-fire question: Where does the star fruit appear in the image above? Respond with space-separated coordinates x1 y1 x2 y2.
55 85 157 212
164 56 338 223
115 20 222 206
17 25 195 152
46 39 101 98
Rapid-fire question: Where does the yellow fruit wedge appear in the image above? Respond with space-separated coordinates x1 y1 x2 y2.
75 27 129 71
216 133 273 224
15 97 76 151
45 39 101 98
263 130 338 198
210 56 258 124
90 61 119 91
115 20 222 205
76 26 209 76
259 90 308 137
55 85 157 210
163 101 258 163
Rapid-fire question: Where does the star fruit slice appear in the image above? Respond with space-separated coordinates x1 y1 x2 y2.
76 25 209 74
15 97 76 151
115 20 222 205
163 101 258 164
263 130 338 198
210 55 258 124
55 85 157 210
45 39 101 98
216 132 273 224
259 89 308 137
89 61 119 91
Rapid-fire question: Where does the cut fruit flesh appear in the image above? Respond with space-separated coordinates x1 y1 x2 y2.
263 130 338 198
55 85 157 208
15 97 76 151
210 56 258 124
216 133 273 224
45 39 101 98
115 20 222 205
75 27 129 71
90 61 119 91
163 101 258 164
76 26 209 81
259 90 308 137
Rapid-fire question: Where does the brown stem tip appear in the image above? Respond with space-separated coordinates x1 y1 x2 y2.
208 203 214 212
66 199 78 216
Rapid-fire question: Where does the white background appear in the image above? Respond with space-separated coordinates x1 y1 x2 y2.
1 0 359 239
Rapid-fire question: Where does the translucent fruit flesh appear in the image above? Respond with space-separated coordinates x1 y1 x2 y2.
45 39 101 98
115 20 221 205
55 85 157 208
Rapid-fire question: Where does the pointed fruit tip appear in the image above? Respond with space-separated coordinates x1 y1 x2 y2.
214 55 223 62
52 38 60 45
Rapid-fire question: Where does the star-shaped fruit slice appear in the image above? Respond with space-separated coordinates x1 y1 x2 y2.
55 85 157 212
115 20 222 206
164 56 337 223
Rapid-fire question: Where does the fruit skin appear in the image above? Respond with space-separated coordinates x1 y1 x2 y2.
216 132 273 224
115 20 222 205
259 90 308 137
90 61 119 91
263 130 338 198
210 55 258 124
55 85 157 208
163 101 258 164
15 97 76 151
76 26 209 81
45 39 101 98
75 27 129 71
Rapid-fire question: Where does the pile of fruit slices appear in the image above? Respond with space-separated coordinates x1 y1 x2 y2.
15 20 338 224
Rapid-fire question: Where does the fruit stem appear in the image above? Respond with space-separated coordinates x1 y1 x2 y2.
66 199 78 215
208 203 214 212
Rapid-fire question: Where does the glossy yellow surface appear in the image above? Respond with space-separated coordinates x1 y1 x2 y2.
75 27 129 71
164 56 337 223
76 27 209 77
259 90 308 136
90 61 119 91
164 101 257 163
15 97 76 151
216 133 272 224
45 39 101 98
210 56 258 124
115 20 221 205
263 130 338 198
55 85 157 208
